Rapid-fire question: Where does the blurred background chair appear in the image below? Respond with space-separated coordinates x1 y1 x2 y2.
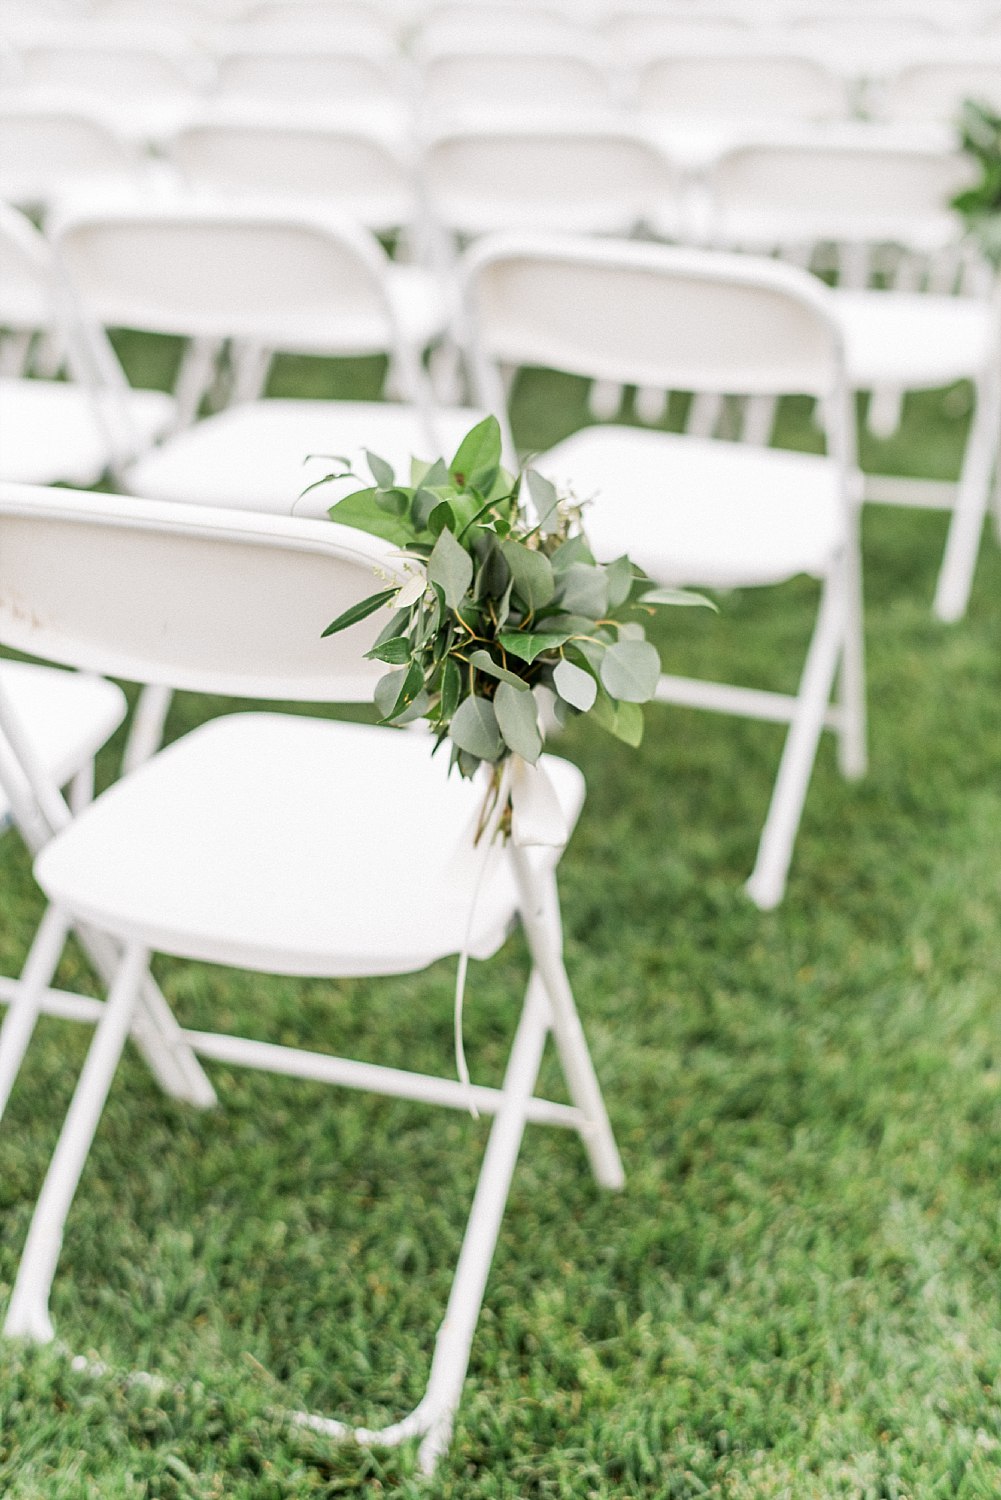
462 233 865 909
704 136 1000 621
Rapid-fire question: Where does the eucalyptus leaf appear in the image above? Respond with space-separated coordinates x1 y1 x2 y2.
469 648 530 690
605 555 635 608
550 534 595 571
449 415 502 492
449 695 504 761
500 540 555 611
640 585 716 609
322 587 396 638
427 526 473 610
367 450 395 488
328 488 413 545
494 680 542 763
373 486 409 516
600 639 662 702
557 561 609 619
392 687 432 726
428 500 455 538
498 629 572 664
553 658 597 711
590 690 644 747
439 656 461 721
366 634 412 664
374 666 408 719
526 469 560 532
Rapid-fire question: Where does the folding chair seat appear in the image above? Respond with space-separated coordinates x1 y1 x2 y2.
0 482 622 1475
12 39 211 138
705 138 1001 621
461 233 866 909
0 203 175 487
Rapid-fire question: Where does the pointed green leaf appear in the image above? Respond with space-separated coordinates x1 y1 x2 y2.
469 649 529 689
526 469 560 532
557 561 609 619
428 500 455 538
599 639 662 702
639 585 717 609
605 555 635 608
550 534 595 572
367 450 395 488
494 680 542 762
366 634 412 664
374 665 408 719
590 690 644 746
449 695 504 761
553 658 597 711
500 540 555 610
498 629 572 664
439 656 461 722
449 415 502 492
328 488 414 545
427 526 473 610
321 587 396 638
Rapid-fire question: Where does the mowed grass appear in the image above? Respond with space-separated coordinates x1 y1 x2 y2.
3 344 1001 1498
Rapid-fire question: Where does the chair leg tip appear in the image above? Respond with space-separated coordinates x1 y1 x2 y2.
3 1300 55 1344
745 873 784 911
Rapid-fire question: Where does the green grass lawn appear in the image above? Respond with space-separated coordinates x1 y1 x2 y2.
3 350 1001 1498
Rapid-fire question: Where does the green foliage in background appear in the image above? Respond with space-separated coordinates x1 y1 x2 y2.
953 98 1001 264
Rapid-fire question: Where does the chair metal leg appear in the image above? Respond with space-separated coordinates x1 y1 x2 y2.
0 904 71 1122
745 573 846 911
294 976 554 1474
510 850 624 1191
836 540 867 781
933 365 1000 623
4 943 149 1344
122 683 173 774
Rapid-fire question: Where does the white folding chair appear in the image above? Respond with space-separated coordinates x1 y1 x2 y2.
166 117 421 243
0 105 149 216
705 137 1001 621
412 2 593 58
52 196 461 437
0 202 175 486
632 50 852 127
422 122 681 242
0 482 622 1476
878 57 1001 125
51 197 483 765
419 46 615 127
461 233 866 909
210 41 409 132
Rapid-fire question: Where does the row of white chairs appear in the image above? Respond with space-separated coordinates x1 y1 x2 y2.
7 33 1001 125
17 0 1001 52
2 191 995 904
0 238 877 1468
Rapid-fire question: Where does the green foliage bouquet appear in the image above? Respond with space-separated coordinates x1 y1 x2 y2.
318 416 707 839
953 98 1001 265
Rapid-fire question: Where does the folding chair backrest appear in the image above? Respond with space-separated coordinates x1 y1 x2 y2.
18 41 204 97
461 233 844 403
0 108 145 210
634 52 849 121
0 485 396 701
420 48 612 117
414 4 591 57
168 121 416 230
707 141 973 250
423 126 678 237
881 58 1001 122
52 201 409 356
213 44 401 103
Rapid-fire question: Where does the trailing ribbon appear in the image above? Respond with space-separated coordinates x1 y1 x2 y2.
454 753 568 1117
